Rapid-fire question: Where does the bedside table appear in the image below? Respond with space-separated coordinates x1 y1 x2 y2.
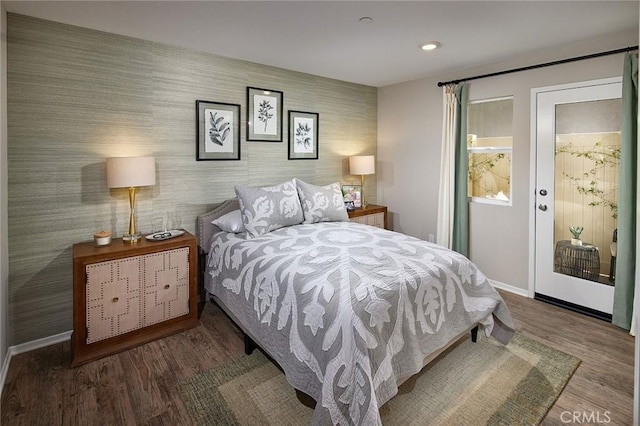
348 204 388 230
71 231 198 367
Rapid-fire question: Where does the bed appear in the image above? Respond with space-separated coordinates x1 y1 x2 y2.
197 185 514 426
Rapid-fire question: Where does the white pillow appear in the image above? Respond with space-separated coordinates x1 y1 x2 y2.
235 179 304 238
295 178 349 223
211 209 245 233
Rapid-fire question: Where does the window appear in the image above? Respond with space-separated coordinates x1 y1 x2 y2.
467 97 513 205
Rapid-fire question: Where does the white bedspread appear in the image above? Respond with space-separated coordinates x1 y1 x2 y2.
205 222 514 425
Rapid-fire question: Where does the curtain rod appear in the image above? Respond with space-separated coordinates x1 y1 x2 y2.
437 45 639 87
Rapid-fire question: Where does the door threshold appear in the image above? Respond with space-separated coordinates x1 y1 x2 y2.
534 293 612 322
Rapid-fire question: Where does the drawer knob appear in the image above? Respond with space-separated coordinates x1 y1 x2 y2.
112 297 119 303
164 284 170 290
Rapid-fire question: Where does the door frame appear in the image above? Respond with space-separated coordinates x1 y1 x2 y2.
528 77 623 299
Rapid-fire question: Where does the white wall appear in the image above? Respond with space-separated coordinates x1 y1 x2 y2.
378 29 638 291
0 2 8 391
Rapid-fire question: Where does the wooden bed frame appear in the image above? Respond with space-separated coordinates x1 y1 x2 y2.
196 199 478 401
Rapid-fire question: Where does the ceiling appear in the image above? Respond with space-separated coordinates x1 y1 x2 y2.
4 1 639 87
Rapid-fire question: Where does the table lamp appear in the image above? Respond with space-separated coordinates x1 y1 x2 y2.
106 156 156 242
349 155 375 207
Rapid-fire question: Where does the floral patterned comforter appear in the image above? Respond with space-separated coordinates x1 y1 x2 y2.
205 222 514 425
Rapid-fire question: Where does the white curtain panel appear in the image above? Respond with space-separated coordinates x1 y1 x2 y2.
436 85 457 248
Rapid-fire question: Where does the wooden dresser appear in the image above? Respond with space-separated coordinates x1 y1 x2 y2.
71 232 198 367
348 204 388 230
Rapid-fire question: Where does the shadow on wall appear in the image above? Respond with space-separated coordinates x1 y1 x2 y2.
80 162 108 205
377 160 394 191
81 161 159 236
387 211 397 233
9 247 74 344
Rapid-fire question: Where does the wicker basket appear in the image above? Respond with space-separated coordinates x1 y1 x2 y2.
554 240 600 282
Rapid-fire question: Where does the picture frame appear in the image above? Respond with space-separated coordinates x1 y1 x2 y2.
342 185 362 208
247 87 283 142
288 110 319 160
196 100 241 161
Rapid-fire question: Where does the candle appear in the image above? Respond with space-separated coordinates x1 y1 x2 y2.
94 231 112 247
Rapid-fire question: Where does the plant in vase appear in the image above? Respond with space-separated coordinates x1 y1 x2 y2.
570 226 584 246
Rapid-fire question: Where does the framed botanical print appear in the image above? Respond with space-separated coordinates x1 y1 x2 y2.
196 100 241 161
288 110 319 160
247 87 283 142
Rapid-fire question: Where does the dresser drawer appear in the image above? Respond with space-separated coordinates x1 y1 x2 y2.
350 212 385 229
347 204 388 230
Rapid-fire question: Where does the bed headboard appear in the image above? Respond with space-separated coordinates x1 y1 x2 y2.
196 198 240 254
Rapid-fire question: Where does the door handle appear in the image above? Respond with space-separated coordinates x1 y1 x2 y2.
538 204 548 211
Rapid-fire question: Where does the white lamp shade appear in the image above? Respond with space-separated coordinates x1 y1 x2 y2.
349 155 375 175
106 156 156 188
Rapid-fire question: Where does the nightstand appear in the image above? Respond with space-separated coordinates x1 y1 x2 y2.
348 204 388 230
71 231 198 367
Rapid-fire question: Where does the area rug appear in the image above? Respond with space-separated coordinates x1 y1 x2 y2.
178 333 580 425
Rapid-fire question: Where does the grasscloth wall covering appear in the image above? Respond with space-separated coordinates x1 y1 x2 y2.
7 14 377 345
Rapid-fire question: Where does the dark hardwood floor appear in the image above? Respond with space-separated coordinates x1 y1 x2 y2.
1 290 635 425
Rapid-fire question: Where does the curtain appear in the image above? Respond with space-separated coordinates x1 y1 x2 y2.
452 84 469 257
612 52 638 331
436 85 457 248
436 83 469 257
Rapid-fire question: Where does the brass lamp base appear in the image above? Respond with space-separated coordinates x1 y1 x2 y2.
360 174 367 208
124 186 141 243
122 232 142 243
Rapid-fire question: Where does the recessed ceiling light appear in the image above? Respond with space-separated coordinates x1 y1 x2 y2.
359 16 373 24
420 41 441 51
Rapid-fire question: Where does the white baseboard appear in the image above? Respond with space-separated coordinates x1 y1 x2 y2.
0 347 10 398
10 330 72 356
489 279 530 298
0 330 71 397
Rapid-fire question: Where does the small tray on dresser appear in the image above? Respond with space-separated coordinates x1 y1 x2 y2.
145 230 185 241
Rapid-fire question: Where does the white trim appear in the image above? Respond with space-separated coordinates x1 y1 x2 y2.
634 72 640 424
489 279 530 298
531 76 623 96
467 147 512 153
0 346 10 398
469 196 511 206
528 86 538 298
11 330 72 356
0 330 71 397
468 95 514 105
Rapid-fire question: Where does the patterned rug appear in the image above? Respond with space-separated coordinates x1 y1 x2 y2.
178 333 580 425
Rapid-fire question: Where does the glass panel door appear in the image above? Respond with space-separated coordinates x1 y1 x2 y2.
534 78 621 316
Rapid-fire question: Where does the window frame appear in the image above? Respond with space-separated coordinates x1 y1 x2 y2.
467 96 514 206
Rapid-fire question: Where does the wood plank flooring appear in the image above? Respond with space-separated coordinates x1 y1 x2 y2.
1 290 635 425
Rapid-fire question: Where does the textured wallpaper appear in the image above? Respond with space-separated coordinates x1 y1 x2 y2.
7 13 377 345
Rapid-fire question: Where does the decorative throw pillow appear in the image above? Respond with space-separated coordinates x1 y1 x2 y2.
235 179 304 237
211 209 245 233
295 178 349 224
